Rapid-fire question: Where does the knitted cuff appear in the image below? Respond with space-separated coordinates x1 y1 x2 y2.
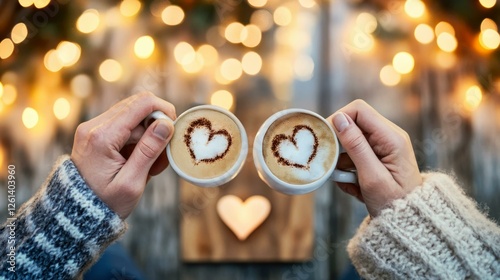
0 155 127 279
347 173 500 280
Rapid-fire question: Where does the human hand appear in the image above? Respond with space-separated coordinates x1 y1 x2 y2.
327 100 422 217
71 92 176 219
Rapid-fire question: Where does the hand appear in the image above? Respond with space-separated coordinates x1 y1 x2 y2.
327 100 422 217
71 92 176 219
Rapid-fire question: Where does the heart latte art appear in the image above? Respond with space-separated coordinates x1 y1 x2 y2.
262 112 336 185
184 118 232 164
169 108 243 180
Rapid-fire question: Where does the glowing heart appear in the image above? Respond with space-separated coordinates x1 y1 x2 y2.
217 195 271 241
184 118 232 164
272 125 319 169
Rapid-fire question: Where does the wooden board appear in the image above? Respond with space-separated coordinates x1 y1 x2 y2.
180 160 315 262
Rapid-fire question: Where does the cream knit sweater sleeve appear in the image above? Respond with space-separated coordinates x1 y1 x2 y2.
347 173 500 279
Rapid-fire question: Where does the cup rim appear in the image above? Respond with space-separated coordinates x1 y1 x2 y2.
167 105 248 187
254 108 339 194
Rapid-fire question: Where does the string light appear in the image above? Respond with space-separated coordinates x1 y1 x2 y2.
53 98 71 120
379 65 401 86
404 0 426 18
161 5 185 26
19 0 34 8
464 85 483 110
33 0 50 9
0 39 15 59
392 52 415 74
414 23 434 44
197 44 218 66
1 84 17 105
44 50 63 72
76 9 100 34
220 58 243 81
479 29 500 50
99 59 123 82
225 22 245 44
251 10 273 32
242 52 262 75
248 0 267 8
437 32 458 52
293 55 314 81
11 23 28 44
56 41 81 67
241 24 262 48
134 36 155 59
210 90 234 110
120 0 142 17
22 107 39 129
479 0 496 8
274 6 292 27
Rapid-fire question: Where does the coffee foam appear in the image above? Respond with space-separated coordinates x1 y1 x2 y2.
170 109 242 179
263 113 336 185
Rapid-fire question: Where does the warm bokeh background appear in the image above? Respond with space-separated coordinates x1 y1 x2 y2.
1 0 499 279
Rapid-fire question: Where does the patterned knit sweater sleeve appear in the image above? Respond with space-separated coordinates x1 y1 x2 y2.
347 173 500 279
0 155 127 279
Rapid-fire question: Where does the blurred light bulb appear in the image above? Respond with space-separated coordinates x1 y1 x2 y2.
299 0 316 8
161 5 184 26
71 74 92 98
404 0 425 18
392 52 415 74
351 32 374 52
2 84 17 105
181 53 204 74
414 23 434 44
0 82 3 98
225 22 245 44
0 39 15 59
197 44 218 66
22 107 39 129
11 23 28 44
220 58 243 81
293 55 314 81
274 6 292 26
242 51 262 75
465 85 483 110
210 90 234 110
34 0 50 9
56 41 81 67
379 65 401 86
241 24 262 48
251 10 273 32
356 12 377 34
53 98 71 120
479 29 500 50
435 21 455 36
481 18 497 32
44 50 63 72
174 42 195 65
435 52 456 69
479 0 496 8
77 9 100 34
248 0 267 8
99 59 123 82
437 32 457 52
19 0 34 7
134 36 155 59
120 0 142 17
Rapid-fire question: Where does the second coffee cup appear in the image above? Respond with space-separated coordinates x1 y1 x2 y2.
146 105 248 187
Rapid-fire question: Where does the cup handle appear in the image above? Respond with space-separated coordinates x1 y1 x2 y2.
330 145 358 184
144 110 174 128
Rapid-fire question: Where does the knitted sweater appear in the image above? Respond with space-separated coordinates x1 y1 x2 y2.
348 173 500 279
0 156 126 279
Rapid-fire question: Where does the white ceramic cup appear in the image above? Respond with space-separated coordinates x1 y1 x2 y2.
145 105 248 188
253 109 357 195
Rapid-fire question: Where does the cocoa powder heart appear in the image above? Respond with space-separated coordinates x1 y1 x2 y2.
271 125 319 169
184 118 232 164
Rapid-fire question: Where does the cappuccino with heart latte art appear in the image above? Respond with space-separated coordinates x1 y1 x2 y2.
262 112 337 185
169 108 243 179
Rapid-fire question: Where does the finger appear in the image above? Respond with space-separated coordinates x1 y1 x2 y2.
336 153 355 170
337 182 364 203
117 119 174 188
125 126 146 146
148 150 169 176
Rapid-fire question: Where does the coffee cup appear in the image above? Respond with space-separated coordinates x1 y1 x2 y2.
253 109 357 195
145 105 248 187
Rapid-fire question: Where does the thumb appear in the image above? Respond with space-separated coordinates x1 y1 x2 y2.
330 112 389 182
120 118 174 184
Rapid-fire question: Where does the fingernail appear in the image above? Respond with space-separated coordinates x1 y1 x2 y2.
333 113 349 132
153 120 171 140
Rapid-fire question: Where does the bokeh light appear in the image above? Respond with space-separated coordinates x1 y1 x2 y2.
481 18 497 31
120 0 142 17
404 0 426 18
248 0 267 8
242 52 262 75
44 50 63 72
225 22 245 44
19 0 34 8
0 39 15 60
294 55 314 81
99 59 123 82
11 23 28 44
53 98 71 120
251 10 273 32
351 32 374 52
220 58 243 81
174 42 196 65
71 75 93 98
22 107 39 129
437 32 458 52
197 44 218 66
56 41 81 67
479 0 496 8
76 9 100 34
464 85 483 110
34 0 50 9
435 52 456 69
392 52 415 74
210 90 234 110
356 13 377 34
414 23 434 44
181 53 204 74
274 6 292 27
2 84 17 105
435 21 455 36
479 29 500 50
0 82 3 99
134 36 155 59
299 0 316 8
241 24 262 48
161 5 185 26
379 65 401 86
